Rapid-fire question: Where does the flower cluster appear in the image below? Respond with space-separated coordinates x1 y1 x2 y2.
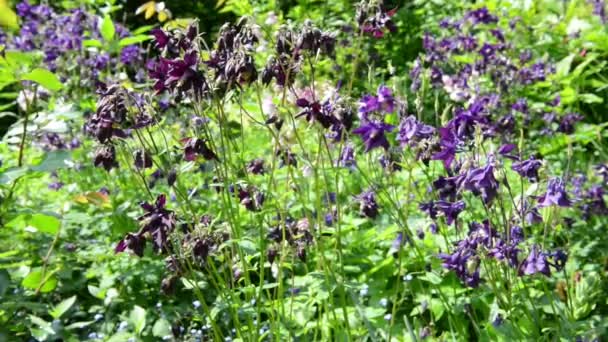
2 1 144 81
355 0 397 38
262 21 336 87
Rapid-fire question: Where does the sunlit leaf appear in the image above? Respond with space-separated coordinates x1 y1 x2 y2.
21 68 63 92
50 295 76 319
100 15 115 42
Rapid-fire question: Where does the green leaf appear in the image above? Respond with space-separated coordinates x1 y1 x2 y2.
65 320 96 330
83 39 103 48
555 53 575 77
100 15 115 42
0 1 19 31
28 213 61 235
0 167 28 185
132 25 155 35
118 35 152 47
21 68 63 91
579 93 603 104
50 295 76 319
129 305 146 335
31 150 71 172
152 318 172 337
29 315 55 335
22 268 58 293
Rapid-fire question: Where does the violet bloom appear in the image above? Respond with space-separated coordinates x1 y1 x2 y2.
419 201 439 220
376 85 395 113
338 144 356 168
120 45 141 65
352 121 394 152
466 7 498 25
433 175 463 201
512 156 542 182
356 190 379 218
488 240 520 267
537 178 571 207
435 200 466 225
358 85 395 116
295 98 336 129
431 128 459 169
462 164 499 204
519 246 550 276
558 113 583 134
397 115 435 147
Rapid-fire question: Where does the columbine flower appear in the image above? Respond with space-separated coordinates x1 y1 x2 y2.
432 128 459 169
295 97 337 129
462 164 499 204
115 232 145 256
356 189 379 218
358 85 395 116
397 115 435 147
183 138 218 161
465 7 498 25
512 156 542 182
338 144 356 168
138 194 176 253
352 121 394 152
558 113 582 134
519 246 550 276
537 178 571 207
435 200 466 225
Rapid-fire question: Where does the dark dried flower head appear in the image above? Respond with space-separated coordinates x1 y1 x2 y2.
94 144 118 171
115 232 146 257
133 149 153 169
246 159 265 175
183 138 218 161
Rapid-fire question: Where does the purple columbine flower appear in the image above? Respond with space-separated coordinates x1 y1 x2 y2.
432 128 459 169
358 85 395 116
519 246 550 276
465 7 498 25
356 189 379 218
462 164 499 204
558 113 583 134
352 121 394 152
376 85 395 113
537 178 571 207
397 115 435 147
512 156 542 182
433 175 463 201
338 144 356 168
419 201 439 220
435 200 466 225
120 45 141 65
